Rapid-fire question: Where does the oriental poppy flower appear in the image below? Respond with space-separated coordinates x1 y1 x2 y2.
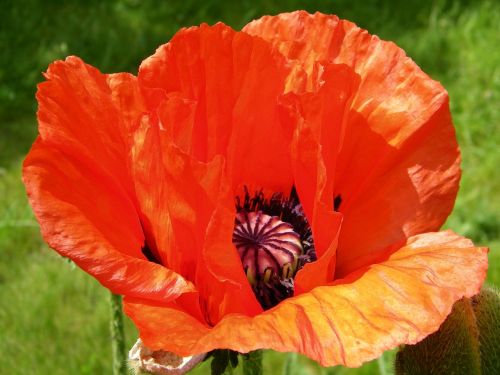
23 11 488 368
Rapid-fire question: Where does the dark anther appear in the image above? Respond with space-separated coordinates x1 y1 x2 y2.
333 194 342 211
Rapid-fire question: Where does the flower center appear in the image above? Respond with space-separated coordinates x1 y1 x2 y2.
233 211 302 285
233 187 316 309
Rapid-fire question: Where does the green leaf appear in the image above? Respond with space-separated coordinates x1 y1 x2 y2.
395 287 500 375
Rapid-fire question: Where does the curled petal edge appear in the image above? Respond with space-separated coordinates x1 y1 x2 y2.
124 230 488 367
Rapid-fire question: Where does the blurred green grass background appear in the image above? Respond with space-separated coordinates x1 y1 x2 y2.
0 0 498 374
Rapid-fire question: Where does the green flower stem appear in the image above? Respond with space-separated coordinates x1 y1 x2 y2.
110 293 127 375
242 350 263 375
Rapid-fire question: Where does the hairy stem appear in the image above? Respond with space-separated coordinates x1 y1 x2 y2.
110 293 127 375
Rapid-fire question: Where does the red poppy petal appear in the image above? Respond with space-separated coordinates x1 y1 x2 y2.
139 23 293 190
37 57 147 198
196 194 264 321
290 63 359 199
285 62 358 218
131 115 222 279
131 118 261 319
243 11 345 89
277 63 358 290
336 103 460 276
157 93 197 154
158 143 262 318
124 231 487 367
293 201 341 293
289 119 342 289
244 12 460 276
23 139 194 300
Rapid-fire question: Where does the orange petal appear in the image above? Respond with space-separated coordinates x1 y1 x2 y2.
139 23 294 190
157 93 197 154
244 12 460 276
23 139 194 300
131 118 261 320
161 144 262 319
336 102 460 276
277 63 358 290
292 64 359 198
288 119 342 290
284 64 357 288
124 231 487 367
243 11 345 92
196 192 264 322
131 114 222 279
293 201 342 293
37 57 148 198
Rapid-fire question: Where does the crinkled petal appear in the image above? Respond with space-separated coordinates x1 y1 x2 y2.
197 191 264 321
244 11 460 276
36 57 148 198
131 114 223 279
139 23 294 190
23 139 194 300
131 117 261 320
244 12 345 92
124 231 487 367
336 103 460 275
289 63 359 199
279 63 358 289
289 120 342 291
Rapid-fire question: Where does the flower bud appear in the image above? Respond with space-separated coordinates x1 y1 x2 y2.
395 287 500 375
